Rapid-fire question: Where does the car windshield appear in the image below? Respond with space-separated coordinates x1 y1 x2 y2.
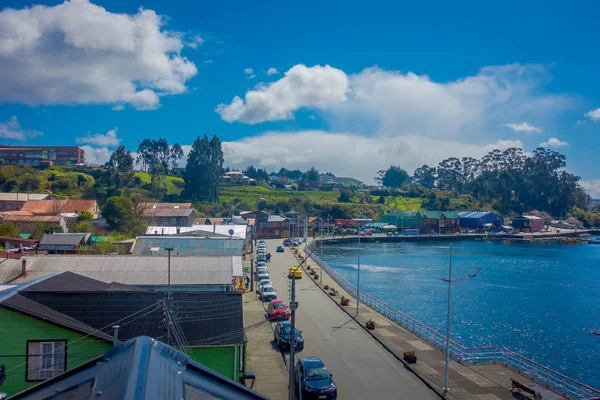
281 326 301 335
273 303 287 309
260 281 271 286
263 287 275 292
305 366 329 381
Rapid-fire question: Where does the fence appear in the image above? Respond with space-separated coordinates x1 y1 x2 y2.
304 239 600 400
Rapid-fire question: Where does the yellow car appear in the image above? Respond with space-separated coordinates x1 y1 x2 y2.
289 265 303 279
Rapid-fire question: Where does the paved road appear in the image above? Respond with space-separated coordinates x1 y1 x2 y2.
261 240 438 400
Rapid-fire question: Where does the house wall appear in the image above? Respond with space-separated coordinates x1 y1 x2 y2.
0 307 111 397
190 344 246 381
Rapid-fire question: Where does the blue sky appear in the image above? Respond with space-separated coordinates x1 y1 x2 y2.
0 0 599 194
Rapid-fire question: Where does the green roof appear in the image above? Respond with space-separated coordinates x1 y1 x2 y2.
419 211 461 219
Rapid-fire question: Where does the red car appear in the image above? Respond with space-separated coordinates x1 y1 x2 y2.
267 299 290 321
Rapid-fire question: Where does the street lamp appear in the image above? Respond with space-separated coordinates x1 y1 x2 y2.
439 243 482 392
356 230 379 316
165 247 174 344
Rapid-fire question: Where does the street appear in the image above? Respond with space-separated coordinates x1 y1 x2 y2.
260 239 439 400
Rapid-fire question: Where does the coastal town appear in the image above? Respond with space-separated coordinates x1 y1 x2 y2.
2 1 600 399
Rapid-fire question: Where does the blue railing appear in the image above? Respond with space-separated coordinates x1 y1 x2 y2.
304 239 600 400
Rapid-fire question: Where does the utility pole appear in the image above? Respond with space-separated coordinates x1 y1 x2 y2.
288 274 298 400
320 218 324 285
165 247 174 344
356 227 361 315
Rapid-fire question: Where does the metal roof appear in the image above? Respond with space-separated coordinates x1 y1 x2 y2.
146 224 248 239
20 199 97 214
458 211 495 219
39 232 89 248
11 336 269 400
4 255 238 285
1 214 64 223
132 236 244 256
268 215 287 222
139 202 193 209
0 193 52 201
141 207 194 217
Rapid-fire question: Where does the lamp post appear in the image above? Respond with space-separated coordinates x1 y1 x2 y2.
439 243 482 392
165 247 174 344
356 233 379 316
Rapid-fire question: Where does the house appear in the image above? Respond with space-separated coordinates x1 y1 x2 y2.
319 175 364 187
20 200 100 219
132 234 245 257
0 145 85 166
139 202 193 209
139 205 195 227
0 214 68 233
379 211 423 231
221 171 253 184
0 193 53 212
4 255 241 292
0 272 248 397
565 217 584 229
11 336 267 400
458 212 504 230
334 219 358 228
38 233 91 253
0 236 40 251
297 180 320 191
420 211 460 234
145 224 248 239
512 215 544 233
253 211 290 239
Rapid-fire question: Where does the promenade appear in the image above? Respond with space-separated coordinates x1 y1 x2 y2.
293 242 572 400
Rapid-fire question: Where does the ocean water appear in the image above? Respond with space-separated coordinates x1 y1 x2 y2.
321 236 600 389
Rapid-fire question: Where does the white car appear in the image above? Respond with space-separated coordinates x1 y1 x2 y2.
257 279 272 292
260 285 277 301
257 270 269 281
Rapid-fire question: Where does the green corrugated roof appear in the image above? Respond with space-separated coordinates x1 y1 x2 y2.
419 211 461 219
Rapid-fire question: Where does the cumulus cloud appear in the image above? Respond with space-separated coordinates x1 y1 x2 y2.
217 63 571 139
502 122 542 133
266 67 279 75
222 130 523 184
217 64 349 123
77 128 120 147
244 68 254 74
580 181 600 198
81 145 112 166
0 0 198 110
0 116 42 140
586 108 600 121
186 35 204 49
540 137 568 148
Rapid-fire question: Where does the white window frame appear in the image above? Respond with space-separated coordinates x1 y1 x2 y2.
27 340 66 381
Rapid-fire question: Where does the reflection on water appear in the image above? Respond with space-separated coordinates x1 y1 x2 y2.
322 238 600 388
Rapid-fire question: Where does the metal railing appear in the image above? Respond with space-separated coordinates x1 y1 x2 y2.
304 240 600 400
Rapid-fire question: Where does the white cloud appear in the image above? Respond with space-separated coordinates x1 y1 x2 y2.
217 64 349 124
186 35 204 49
580 181 600 198
244 68 254 75
502 122 542 133
585 108 600 121
247 74 256 80
81 145 112 166
77 128 120 147
217 64 571 138
0 116 42 140
205 59 213 64
540 137 568 148
0 0 198 110
112 105 124 111
266 67 279 75
222 130 524 184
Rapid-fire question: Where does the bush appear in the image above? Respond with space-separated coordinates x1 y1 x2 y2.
341 296 350 306
324 284 329 290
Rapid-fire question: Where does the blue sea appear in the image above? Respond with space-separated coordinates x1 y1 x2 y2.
321 236 600 389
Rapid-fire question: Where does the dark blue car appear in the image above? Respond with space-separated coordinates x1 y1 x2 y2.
273 321 304 351
293 357 337 400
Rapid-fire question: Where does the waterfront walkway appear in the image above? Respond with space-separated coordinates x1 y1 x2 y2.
293 243 569 400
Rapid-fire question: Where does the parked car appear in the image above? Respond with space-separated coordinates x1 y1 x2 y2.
257 254 266 262
259 285 277 301
276 245 284 253
256 261 267 268
274 321 304 351
257 279 272 293
293 357 336 400
283 238 293 246
267 299 290 321
359 230 373 236
289 265 302 279
257 270 269 281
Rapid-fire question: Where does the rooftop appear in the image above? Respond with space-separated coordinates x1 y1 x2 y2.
0 193 52 201
140 207 194 217
39 232 90 248
20 199 97 215
139 202 193 209
145 224 248 239
458 211 496 219
0 214 64 223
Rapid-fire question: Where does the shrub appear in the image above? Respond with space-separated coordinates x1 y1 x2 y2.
341 296 350 306
324 284 329 290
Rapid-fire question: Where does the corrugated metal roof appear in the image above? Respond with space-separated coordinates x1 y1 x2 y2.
132 236 243 256
141 207 194 217
268 215 287 222
11 336 269 400
39 233 88 247
146 225 248 239
5 255 237 286
459 211 494 219
140 202 193 209
1 214 64 223
20 200 97 214
0 193 52 201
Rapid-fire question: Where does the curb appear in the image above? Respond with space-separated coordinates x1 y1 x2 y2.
293 247 446 399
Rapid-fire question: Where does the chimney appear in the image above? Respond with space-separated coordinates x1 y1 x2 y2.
21 257 27 275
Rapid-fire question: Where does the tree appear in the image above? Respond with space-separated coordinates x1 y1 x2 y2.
256 168 270 182
170 142 184 170
106 146 134 189
412 165 436 189
0 222 19 237
71 221 94 233
102 196 136 232
338 190 352 203
305 167 320 182
77 210 94 221
183 135 224 202
376 166 410 188
244 165 258 179
378 195 386 204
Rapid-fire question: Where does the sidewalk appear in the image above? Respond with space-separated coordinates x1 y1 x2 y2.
242 258 288 399
292 245 567 400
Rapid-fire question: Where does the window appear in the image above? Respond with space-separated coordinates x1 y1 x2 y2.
162 218 168 225
27 340 66 381
171 217 177 225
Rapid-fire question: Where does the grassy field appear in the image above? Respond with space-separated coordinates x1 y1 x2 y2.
135 172 184 196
